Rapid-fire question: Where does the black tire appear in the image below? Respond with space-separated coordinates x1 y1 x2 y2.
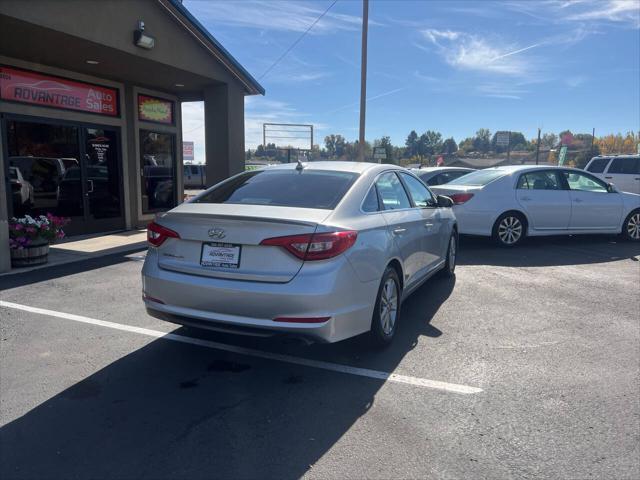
621 209 640 242
439 230 457 277
492 212 527 247
369 266 402 347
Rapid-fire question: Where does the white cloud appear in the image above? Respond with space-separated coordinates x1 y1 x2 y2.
565 0 640 26
505 0 640 28
420 29 539 76
184 0 370 34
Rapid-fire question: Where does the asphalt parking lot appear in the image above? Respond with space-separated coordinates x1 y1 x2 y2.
1 235 639 479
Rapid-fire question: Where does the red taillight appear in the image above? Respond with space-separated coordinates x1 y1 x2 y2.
273 316 331 323
147 221 180 247
449 193 474 205
260 231 358 261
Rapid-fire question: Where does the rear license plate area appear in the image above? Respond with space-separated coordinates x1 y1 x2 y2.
200 242 242 269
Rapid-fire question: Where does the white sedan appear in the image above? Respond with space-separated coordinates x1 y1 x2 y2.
431 165 640 246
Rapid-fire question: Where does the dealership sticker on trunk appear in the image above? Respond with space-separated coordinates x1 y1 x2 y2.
201 243 241 268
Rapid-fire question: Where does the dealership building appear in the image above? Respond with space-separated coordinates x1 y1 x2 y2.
0 0 264 272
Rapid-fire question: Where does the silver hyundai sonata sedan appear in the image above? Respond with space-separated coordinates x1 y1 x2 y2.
142 162 457 345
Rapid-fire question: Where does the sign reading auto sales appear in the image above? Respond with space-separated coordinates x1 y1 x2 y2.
0 66 118 116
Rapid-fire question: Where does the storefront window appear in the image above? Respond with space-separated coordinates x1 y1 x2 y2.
5 119 124 235
7 120 82 218
140 130 176 214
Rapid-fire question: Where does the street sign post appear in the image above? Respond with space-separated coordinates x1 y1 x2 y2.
558 146 568 165
183 141 194 161
372 146 386 163
496 131 510 147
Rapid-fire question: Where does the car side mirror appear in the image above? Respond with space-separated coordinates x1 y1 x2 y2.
607 182 618 193
437 195 453 208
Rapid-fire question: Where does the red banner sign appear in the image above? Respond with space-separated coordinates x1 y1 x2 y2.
0 66 118 116
138 94 173 124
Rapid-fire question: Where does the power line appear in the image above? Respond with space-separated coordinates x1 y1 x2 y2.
258 0 339 80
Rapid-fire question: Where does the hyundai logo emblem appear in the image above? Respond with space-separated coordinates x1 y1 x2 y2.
208 228 225 239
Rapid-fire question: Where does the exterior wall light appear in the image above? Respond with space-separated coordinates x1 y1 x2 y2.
134 20 155 50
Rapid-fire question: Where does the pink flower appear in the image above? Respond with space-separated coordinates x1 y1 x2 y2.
26 227 36 233
14 224 23 231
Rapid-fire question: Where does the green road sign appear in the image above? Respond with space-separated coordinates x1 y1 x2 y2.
558 146 568 165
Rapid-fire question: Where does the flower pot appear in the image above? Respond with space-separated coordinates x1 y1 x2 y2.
10 240 50 268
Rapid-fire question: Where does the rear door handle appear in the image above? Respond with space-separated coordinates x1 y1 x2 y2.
424 223 434 228
605 176 613 179
574 198 583 203
392 227 406 235
520 196 531 201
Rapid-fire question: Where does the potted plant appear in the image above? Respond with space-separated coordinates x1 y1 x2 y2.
8 214 69 267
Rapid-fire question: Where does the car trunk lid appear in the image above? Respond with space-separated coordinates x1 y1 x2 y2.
154 203 331 283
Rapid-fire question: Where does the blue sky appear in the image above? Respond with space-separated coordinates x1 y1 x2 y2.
181 0 640 161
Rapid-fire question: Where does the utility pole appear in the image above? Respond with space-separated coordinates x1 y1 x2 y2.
590 127 595 157
535 127 541 165
357 0 369 162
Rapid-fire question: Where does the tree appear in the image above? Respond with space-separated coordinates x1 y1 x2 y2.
417 130 442 156
405 130 419 157
441 137 458 154
324 134 346 158
374 136 394 163
473 128 491 153
540 133 558 149
458 137 474 153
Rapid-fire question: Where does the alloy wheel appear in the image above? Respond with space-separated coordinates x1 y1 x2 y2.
498 216 523 245
628 213 640 240
380 278 398 335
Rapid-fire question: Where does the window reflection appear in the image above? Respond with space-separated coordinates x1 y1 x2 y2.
140 130 175 213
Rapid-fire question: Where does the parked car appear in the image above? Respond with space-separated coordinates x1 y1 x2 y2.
584 155 640 194
142 162 458 345
430 165 640 246
183 164 206 189
9 156 66 210
412 167 475 186
8 166 34 214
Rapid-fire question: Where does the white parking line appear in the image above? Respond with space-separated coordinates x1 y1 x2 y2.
0 300 483 395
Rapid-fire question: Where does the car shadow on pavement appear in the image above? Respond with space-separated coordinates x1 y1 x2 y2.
457 235 640 267
0 249 147 291
0 275 455 480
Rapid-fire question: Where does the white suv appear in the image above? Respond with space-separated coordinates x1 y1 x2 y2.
585 155 640 194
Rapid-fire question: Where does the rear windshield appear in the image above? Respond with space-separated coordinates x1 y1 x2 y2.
447 169 506 186
194 169 359 209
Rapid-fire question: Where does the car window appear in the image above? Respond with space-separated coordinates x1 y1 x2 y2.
608 157 640 174
425 174 440 186
190 165 199 174
447 169 506 186
399 172 435 207
586 157 611 173
9 168 18 180
518 171 563 190
375 172 411 210
562 171 608 193
194 169 359 209
183 166 189 175
362 185 380 212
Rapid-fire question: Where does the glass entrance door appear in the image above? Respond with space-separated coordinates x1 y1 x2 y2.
4 118 124 236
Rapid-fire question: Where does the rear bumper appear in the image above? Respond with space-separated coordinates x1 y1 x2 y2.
452 206 495 236
142 249 377 343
